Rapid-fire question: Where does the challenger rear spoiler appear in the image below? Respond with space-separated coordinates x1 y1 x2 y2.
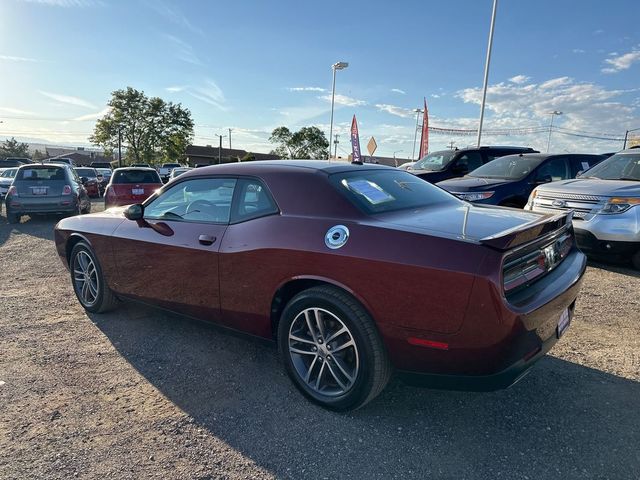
479 211 573 251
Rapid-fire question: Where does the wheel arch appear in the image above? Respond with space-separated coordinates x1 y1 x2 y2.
269 276 376 342
65 233 93 267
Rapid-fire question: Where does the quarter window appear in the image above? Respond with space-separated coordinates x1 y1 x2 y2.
144 178 237 224
536 158 569 181
231 179 278 222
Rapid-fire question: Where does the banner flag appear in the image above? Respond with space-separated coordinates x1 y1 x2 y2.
418 98 429 159
351 115 362 164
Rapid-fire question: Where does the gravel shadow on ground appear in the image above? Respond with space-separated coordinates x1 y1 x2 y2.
90 302 640 479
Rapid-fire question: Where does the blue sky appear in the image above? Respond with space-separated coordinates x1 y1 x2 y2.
1 0 639 158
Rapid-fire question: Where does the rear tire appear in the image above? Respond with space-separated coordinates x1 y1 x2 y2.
278 286 392 411
6 207 20 224
69 242 119 313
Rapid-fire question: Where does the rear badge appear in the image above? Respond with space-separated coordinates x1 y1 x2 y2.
325 225 349 249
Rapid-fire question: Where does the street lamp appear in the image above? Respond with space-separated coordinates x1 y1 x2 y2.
411 108 423 160
546 110 563 152
328 61 349 160
623 127 640 149
393 150 403 167
476 0 498 147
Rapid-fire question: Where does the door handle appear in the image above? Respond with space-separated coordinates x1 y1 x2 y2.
198 234 216 246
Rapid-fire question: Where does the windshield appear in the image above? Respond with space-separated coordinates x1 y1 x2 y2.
113 169 161 184
75 168 97 177
96 168 112 176
468 155 544 180
412 151 456 171
330 169 459 215
581 153 640 181
1 168 17 178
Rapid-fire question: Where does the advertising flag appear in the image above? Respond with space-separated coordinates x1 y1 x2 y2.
351 115 362 163
418 98 429 159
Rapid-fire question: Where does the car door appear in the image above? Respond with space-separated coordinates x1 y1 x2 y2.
110 176 237 322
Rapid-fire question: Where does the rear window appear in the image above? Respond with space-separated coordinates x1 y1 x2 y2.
112 169 161 184
16 167 67 181
75 168 97 177
330 169 459 214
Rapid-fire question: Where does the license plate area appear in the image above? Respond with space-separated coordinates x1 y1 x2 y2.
132 188 144 195
31 187 48 195
557 308 571 338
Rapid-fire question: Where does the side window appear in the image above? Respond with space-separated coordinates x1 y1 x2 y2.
536 158 569 181
70 168 81 184
144 177 237 224
231 179 278 223
456 152 483 172
570 156 600 176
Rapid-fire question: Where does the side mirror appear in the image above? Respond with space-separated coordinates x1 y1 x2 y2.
80 176 88 185
124 204 144 221
535 174 553 184
453 163 469 174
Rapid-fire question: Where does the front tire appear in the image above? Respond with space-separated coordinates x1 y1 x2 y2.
278 286 392 411
70 242 119 313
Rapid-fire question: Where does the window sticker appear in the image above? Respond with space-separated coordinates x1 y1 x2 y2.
581 162 590 170
345 179 395 205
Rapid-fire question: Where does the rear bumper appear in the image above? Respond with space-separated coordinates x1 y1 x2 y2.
6 197 78 214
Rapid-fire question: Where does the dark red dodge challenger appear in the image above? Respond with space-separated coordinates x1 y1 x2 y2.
54 161 585 410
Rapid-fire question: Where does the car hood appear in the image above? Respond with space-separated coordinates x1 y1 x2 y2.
377 203 545 245
0 178 13 186
535 178 640 197
437 176 512 191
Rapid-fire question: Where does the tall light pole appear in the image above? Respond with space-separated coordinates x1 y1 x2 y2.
393 150 403 167
215 134 224 164
411 108 423 160
546 111 563 152
328 61 349 160
228 128 233 150
623 127 640 149
476 0 498 147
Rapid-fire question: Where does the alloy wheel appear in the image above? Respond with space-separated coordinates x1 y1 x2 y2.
73 250 99 306
288 307 359 396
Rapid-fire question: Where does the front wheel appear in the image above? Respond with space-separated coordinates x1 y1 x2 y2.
70 242 119 313
278 286 392 411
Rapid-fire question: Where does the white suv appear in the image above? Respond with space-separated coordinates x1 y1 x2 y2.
526 149 640 269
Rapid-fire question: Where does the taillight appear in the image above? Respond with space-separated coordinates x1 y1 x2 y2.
62 185 72 195
7 185 17 197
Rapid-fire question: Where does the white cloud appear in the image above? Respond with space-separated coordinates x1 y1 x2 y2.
391 88 406 95
318 94 366 107
431 94 441 99
38 91 97 109
166 86 186 92
509 75 530 84
0 107 38 116
185 80 227 110
602 47 640 73
144 0 203 36
539 77 571 89
72 107 111 121
375 103 414 118
287 87 326 92
572 48 586 54
0 54 39 62
163 34 203 66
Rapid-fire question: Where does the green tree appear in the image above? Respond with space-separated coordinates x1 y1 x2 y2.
0 137 30 160
269 126 329 159
32 149 46 161
90 87 194 164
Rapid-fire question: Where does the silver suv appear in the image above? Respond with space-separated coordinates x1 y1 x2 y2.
525 149 640 269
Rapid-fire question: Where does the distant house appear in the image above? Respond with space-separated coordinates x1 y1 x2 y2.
186 145 279 166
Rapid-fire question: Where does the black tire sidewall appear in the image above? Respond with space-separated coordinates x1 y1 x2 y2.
278 289 379 411
70 242 106 313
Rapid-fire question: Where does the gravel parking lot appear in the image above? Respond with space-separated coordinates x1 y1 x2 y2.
1 200 639 480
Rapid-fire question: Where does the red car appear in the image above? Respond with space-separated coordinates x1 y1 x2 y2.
74 167 102 198
104 167 162 208
54 161 585 410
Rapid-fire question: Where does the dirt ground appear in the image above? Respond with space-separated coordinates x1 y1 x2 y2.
0 200 639 479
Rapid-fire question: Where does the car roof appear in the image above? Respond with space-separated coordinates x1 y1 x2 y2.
113 167 158 171
182 160 392 178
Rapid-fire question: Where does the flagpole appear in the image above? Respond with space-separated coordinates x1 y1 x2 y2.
476 0 498 148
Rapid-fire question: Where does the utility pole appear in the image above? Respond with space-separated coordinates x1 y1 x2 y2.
216 134 223 164
623 127 640 149
546 111 563 152
228 128 233 150
333 134 339 159
448 140 456 150
117 126 123 168
476 0 498 147
412 108 423 160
